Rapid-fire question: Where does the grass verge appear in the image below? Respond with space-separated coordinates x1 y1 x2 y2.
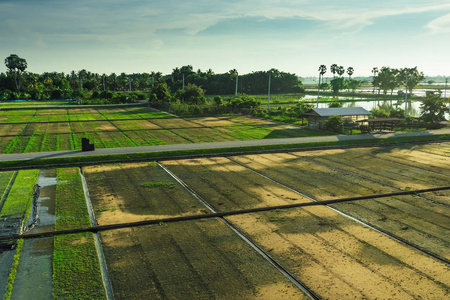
1 170 39 300
0 134 448 170
53 168 106 300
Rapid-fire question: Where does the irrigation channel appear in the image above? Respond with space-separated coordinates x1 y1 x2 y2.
157 162 320 299
226 157 450 265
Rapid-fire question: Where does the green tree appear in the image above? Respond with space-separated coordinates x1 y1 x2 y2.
151 82 171 101
330 77 345 95
4 54 27 91
420 93 449 125
324 115 344 133
176 83 206 104
346 79 362 92
399 67 425 95
373 67 399 95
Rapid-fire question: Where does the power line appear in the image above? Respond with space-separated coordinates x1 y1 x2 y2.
1 186 449 242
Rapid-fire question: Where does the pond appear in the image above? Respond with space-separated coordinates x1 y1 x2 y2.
300 95 449 118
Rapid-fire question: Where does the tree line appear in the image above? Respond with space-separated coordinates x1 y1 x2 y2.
1 54 304 101
371 66 425 95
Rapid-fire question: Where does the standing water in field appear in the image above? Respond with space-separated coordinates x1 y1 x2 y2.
11 169 57 300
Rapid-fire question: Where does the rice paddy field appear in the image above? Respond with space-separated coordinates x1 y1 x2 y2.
0 106 326 154
0 141 449 299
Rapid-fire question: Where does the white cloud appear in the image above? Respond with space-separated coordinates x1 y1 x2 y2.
426 13 450 34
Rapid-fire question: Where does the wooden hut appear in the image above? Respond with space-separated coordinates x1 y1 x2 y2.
302 107 371 130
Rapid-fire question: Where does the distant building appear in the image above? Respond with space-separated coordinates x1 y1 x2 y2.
302 107 371 130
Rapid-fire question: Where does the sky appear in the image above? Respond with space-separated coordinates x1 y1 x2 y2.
1 0 449 78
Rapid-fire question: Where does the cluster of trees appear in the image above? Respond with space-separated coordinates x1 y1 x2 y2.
1 54 304 101
317 64 363 94
371 66 425 95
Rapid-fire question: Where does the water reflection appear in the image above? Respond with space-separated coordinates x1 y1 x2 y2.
314 100 420 116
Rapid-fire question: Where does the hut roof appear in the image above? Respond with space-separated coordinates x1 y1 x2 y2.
303 107 371 117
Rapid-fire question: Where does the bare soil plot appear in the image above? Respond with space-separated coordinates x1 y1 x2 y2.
229 116 280 126
90 121 117 131
111 120 162 131
101 220 308 300
232 147 450 260
149 117 204 129
227 207 449 299
162 157 311 211
84 163 205 225
187 116 239 127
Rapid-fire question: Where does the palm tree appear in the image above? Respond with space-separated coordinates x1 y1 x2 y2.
337 66 345 77
347 67 354 79
371 67 379 94
330 64 338 78
317 65 327 108
4 54 27 91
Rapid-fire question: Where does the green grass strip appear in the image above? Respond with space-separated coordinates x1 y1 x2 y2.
53 168 106 300
0 170 39 218
1 170 39 300
3 239 24 300
0 134 448 170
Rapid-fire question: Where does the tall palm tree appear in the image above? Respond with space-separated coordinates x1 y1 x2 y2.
347 67 354 79
330 64 338 78
371 67 379 94
337 66 345 77
317 65 327 108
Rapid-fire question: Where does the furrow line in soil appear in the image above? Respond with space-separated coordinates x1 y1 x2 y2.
412 148 450 160
157 162 320 299
349 148 450 177
292 152 450 213
226 156 450 265
79 168 114 300
299 150 450 208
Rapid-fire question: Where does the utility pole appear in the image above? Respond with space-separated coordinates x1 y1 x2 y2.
129 77 132 92
267 72 271 110
444 78 448 102
235 72 238 96
404 70 408 118
80 76 83 90
182 74 185 92
316 76 321 108
103 75 106 91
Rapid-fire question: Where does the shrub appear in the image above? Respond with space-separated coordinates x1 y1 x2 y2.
370 108 389 118
389 107 405 118
324 115 344 133
213 96 223 106
228 94 260 109
328 101 342 108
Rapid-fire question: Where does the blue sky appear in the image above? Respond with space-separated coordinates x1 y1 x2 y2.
0 0 449 77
